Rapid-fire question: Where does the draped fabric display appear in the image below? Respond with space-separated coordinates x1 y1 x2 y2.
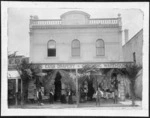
43 70 76 94
61 82 66 89
92 75 112 91
61 83 67 95
28 79 36 100
101 76 112 90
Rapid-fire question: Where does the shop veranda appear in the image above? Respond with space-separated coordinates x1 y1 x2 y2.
9 62 131 106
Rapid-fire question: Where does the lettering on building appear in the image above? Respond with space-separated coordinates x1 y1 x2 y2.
41 63 127 69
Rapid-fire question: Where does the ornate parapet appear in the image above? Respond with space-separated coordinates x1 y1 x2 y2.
29 11 122 29
30 18 120 29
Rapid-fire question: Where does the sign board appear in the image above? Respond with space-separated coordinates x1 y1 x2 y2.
8 57 29 69
41 62 130 70
8 70 20 79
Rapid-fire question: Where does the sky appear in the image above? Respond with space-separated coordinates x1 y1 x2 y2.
8 7 143 57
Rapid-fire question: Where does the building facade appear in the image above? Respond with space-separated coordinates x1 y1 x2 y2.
8 55 29 105
123 29 143 99
29 11 132 101
30 11 124 65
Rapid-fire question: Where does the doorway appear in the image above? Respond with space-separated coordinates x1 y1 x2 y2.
54 72 62 101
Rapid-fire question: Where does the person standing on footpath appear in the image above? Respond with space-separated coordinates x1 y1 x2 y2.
114 89 118 104
37 87 44 106
68 88 73 104
49 89 54 104
95 87 102 106
111 74 120 104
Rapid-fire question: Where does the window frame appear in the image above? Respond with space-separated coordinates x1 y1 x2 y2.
96 39 105 56
133 52 136 63
72 39 80 57
47 40 56 57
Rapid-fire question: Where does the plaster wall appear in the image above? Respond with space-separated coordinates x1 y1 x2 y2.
30 28 123 63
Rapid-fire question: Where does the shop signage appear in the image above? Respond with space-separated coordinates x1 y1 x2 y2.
41 63 128 69
8 57 29 69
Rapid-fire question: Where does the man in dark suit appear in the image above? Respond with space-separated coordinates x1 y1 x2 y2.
49 89 54 104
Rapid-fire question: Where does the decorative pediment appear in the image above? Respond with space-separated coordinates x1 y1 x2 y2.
61 11 90 25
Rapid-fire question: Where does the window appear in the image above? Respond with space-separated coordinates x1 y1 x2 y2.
15 58 20 64
72 39 80 57
96 39 105 56
47 40 56 57
133 52 136 63
9 58 15 65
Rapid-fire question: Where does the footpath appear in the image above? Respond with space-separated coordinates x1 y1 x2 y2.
8 99 142 109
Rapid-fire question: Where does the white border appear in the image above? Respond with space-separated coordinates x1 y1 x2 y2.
1 2 149 116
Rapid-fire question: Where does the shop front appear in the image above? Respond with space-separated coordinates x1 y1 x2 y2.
8 70 21 106
31 62 132 103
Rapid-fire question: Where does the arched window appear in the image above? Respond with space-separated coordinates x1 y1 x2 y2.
47 40 56 57
72 39 80 56
96 39 105 56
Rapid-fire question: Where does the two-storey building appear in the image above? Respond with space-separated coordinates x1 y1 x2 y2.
29 11 132 101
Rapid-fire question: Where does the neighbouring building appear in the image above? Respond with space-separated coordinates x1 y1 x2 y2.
8 55 29 105
29 10 133 101
123 29 143 99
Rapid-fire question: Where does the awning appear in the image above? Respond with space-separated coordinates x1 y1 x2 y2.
7 70 20 79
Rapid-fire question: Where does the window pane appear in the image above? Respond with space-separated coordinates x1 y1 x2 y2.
97 47 104 56
72 40 80 48
9 59 12 64
48 40 56 48
72 48 80 56
48 49 56 56
133 52 136 62
96 40 104 47
9 58 15 64
72 40 80 56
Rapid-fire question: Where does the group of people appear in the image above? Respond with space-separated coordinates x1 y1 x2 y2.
94 74 120 106
49 88 74 104
36 73 120 106
94 87 119 106
36 87 74 105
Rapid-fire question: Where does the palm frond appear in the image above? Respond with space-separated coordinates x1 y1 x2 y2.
125 63 142 81
81 64 99 74
43 69 76 92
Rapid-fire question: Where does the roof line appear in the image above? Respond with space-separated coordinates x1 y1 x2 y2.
123 28 143 46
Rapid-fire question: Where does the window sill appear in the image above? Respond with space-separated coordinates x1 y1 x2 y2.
94 56 106 58
45 56 58 59
71 56 81 59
